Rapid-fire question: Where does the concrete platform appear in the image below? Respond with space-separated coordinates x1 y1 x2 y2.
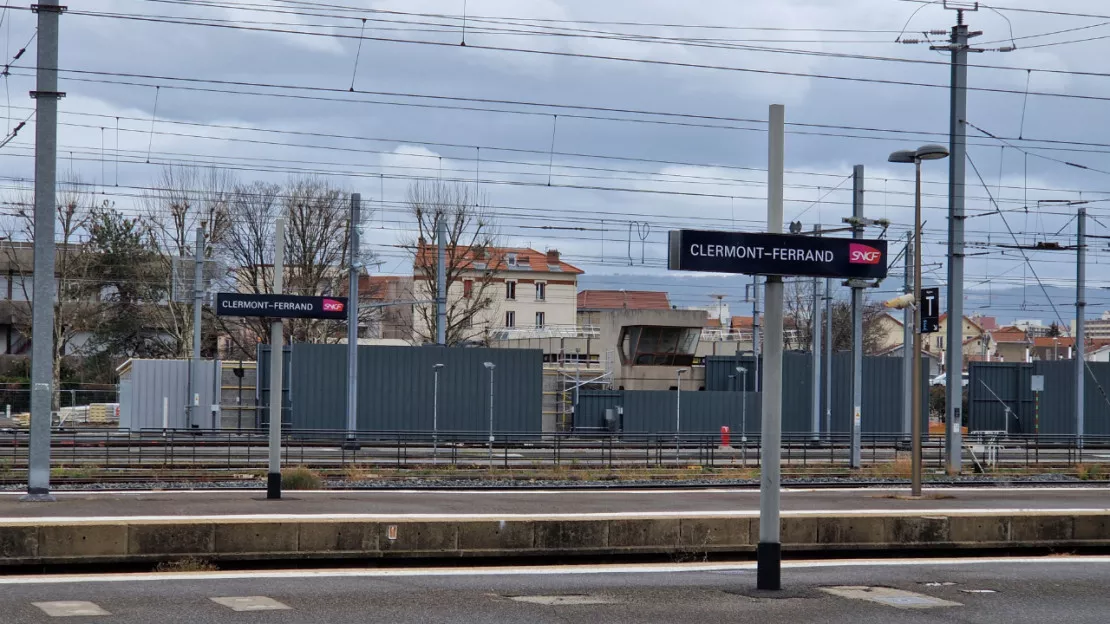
0 488 1107 566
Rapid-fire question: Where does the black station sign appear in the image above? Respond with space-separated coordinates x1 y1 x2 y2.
668 230 888 279
216 293 349 320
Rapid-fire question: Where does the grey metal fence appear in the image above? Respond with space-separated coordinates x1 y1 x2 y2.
969 360 1110 436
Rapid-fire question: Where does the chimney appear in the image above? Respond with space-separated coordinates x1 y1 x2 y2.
546 249 560 265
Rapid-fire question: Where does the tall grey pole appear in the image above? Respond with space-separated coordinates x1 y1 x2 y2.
1077 206 1086 447
824 277 832 443
188 225 204 429
849 165 864 469
740 367 748 443
433 364 443 465
267 217 286 500
752 276 761 391
912 160 924 497
345 194 361 445
811 226 822 442
675 370 683 461
903 232 914 445
757 103 785 591
944 13 971 475
436 215 447 345
487 364 495 468
24 0 62 502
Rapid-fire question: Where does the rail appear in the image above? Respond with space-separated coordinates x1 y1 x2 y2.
0 429 1106 474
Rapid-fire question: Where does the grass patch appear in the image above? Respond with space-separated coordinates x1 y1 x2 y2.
1076 464 1104 481
154 557 218 573
281 465 322 490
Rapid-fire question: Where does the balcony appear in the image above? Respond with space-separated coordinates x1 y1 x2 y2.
491 324 600 340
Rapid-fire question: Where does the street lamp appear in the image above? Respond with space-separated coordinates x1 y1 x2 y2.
676 368 689 462
483 361 496 468
737 366 748 444
889 143 949 498
432 363 445 466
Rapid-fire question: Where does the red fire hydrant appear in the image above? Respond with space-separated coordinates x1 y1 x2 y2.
720 426 731 447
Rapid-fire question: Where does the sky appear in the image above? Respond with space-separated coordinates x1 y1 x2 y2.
5 0 1110 323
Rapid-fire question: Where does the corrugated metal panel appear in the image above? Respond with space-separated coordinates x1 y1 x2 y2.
260 344 544 434
969 360 1110 436
705 352 927 435
116 359 218 430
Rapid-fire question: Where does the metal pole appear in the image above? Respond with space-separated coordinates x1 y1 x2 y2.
741 367 748 443
433 365 441 466
757 103 785 591
487 365 495 468
189 225 204 429
811 226 822 442
24 0 62 502
1077 206 1086 447
850 165 864 469
912 160 924 497
903 232 914 446
675 370 682 461
945 14 971 475
824 277 832 443
345 193 361 445
267 217 286 500
753 276 761 391
436 215 447 345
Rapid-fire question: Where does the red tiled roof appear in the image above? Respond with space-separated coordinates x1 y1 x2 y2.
975 316 999 331
991 327 1030 343
731 316 754 330
577 290 670 310
359 275 406 298
414 245 583 275
1034 336 1073 348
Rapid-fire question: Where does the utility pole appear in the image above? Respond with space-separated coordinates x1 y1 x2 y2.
752 276 761 391
24 0 63 502
345 193 361 446
903 232 913 445
849 165 864 469
824 277 832 443
436 216 447 346
757 103 785 592
267 216 286 500
811 225 822 442
931 3 981 476
188 224 205 430
1076 206 1086 447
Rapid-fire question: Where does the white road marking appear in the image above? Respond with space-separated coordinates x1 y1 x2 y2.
510 595 618 605
3 507 1108 525
0 556 1108 586
210 596 291 611
32 601 111 617
820 586 962 609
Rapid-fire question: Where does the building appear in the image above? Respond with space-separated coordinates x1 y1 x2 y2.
1012 319 1051 338
577 290 671 328
874 343 943 377
927 314 989 371
990 326 1033 363
1032 336 1074 361
358 275 414 341
412 246 583 344
1072 312 1110 341
870 312 906 353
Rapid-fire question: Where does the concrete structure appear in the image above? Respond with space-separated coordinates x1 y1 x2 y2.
576 290 670 328
413 247 582 343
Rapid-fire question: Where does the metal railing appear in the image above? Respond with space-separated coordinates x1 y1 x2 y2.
0 429 1106 475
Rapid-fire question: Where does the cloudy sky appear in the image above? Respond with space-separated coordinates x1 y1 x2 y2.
5 0 1110 322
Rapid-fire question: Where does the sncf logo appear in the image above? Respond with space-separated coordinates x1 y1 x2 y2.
322 299 345 313
849 243 882 265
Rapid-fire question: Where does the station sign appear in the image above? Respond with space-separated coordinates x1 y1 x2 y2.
668 230 888 279
920 287 940 334
215 293 348 320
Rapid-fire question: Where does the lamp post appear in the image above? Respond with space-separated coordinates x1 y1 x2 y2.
484 361 495 468
676 368 689 462
889 143 949 498
432 363 444 466
737 366 748 443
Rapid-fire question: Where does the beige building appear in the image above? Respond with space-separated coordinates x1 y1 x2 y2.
927 314 989 370
413 247 583 343
871 312 906 353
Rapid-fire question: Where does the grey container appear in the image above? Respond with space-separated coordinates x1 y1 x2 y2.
116 359 219 430
258 344 544 434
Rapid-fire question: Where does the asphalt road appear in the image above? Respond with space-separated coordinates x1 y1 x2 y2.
1 557 1108 622
0 487 1106 519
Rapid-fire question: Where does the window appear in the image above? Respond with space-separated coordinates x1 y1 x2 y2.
505 281 517 300
463 280 473 299
506 252 518 267
619 326 700 367
936 336 944 349
535 312 545 328
535 282 546 301
504 311 516 328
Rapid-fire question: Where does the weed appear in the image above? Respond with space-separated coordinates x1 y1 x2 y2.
1076 464 1104 481
154 557 218 573
281 466 322 490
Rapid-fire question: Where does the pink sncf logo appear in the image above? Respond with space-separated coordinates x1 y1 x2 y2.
848 243 882 265
322 299 345 313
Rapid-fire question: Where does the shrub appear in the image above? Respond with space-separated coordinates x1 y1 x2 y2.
154 557 218 573
282 466 322 490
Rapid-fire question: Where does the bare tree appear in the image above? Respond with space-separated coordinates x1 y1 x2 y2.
405 179 498 346
217 176 363 355
784 279 889 354
142 165 235 358
1 176 100 408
